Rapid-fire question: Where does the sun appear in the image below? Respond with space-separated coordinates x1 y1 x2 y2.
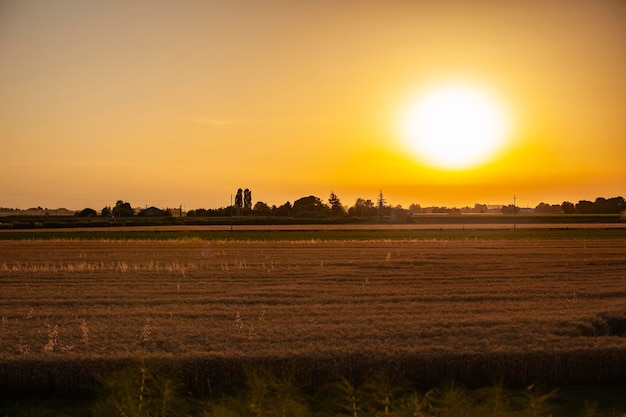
400 82 511 170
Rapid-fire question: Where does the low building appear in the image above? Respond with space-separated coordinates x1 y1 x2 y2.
139 206 167 217
390 208 412 223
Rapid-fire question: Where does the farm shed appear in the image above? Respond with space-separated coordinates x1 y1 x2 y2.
390 208 412 223
139 206 167 217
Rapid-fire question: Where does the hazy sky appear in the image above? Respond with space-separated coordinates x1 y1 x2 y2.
1 0 625 210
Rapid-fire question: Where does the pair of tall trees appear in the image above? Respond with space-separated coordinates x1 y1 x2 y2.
234 189 252 214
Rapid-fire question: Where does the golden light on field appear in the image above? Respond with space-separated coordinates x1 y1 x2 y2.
399 82 511 170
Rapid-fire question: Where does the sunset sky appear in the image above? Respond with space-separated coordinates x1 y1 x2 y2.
1 1 625 211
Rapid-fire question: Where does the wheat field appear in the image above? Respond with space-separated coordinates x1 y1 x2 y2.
1 238 625 393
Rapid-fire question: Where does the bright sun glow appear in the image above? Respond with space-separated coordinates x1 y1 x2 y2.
400 83 511 170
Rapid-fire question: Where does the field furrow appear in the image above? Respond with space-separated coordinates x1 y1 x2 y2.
1 238 625 391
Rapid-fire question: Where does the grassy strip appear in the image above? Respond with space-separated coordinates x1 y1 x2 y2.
1 227 625 241
1 357 626 416
2 349 626 396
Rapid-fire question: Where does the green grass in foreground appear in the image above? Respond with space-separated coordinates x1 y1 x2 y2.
0 227 625 241
1 365 626 417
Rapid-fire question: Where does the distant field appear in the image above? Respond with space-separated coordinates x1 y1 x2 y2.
1 237 625 395
1 223 626 241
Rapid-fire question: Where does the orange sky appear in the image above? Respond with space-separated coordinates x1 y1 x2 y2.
1 1 624 210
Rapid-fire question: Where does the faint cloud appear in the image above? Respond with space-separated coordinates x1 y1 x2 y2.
179 116 257 126
179 115 310 127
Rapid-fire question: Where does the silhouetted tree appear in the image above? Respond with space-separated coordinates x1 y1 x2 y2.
575 200 594 214
187 207 231 217
253 201 271 215
244 189 252 210
609 196 626 213
594 196 626 214
561 201 576 214
112 200 133 217
535 202 562 214
101 206 112 217
501 204 519 215
328 191 345 217
186 209 204 217
349 198 377 217
574 197 625 214
77 208 97 217
234 189 243 215
272 202 292 216
293 195 327 217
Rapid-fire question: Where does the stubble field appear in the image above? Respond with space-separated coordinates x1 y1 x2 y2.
1 236 626 395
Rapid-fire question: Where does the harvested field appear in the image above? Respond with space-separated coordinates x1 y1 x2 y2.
1 238 625 394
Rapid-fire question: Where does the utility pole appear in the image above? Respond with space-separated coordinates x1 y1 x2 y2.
377 190 385 221
230 194 233 232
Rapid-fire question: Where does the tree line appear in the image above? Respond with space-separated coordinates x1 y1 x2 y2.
76 193 625 218
535 197 626 215
188 190 390 219
187 192 358 219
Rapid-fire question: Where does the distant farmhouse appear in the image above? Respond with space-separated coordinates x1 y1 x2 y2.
137 206 183 217
138 206 168 217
